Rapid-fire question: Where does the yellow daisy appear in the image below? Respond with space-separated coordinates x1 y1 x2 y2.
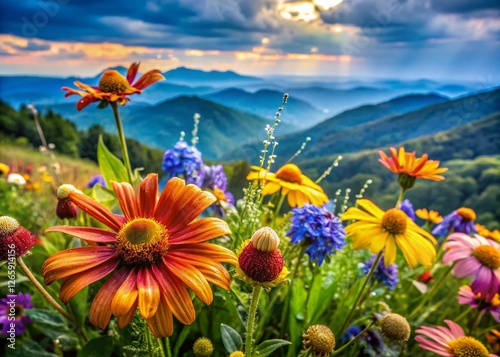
416 208 443 224
342 199 437 267
246 163 328 207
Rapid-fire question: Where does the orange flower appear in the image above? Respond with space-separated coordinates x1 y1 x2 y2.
476 224 500 243
416 208 443 224
62 62 164 110
378 147 448 182
246 164 328 207
43 175 236 338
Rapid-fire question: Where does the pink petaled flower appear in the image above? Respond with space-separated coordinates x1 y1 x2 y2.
415 320 498 356
443 233 500 300
457 285 500 323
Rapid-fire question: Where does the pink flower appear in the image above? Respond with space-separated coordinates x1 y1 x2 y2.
415 320 498 356
457 285 500 323
443 233 500 300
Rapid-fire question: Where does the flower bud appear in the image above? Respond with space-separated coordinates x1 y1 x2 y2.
251 227 280 252
379 313 411 342
193 337 214 357
302 324 336 357
0 216 36 260
238 240 284 283
229 352 245 357
56 184 81 219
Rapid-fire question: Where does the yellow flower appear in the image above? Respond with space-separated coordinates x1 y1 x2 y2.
476 224 500 243
0 163 9 176
342 199 437 267
62 62 164 110
416 208 443 224
246 164 328 207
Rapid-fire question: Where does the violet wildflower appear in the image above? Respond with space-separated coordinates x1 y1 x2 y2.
432 207 477 237
162 141 203 181
0 292 33 335
362 254 399 290
87 174 106 188
399 199 415 221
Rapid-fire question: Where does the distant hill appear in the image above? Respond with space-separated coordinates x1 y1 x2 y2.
223 92 452 163
163 67 261 86
203 88 326 126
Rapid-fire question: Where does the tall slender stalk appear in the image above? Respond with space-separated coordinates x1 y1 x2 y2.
245 286 263 356
110 102 133 183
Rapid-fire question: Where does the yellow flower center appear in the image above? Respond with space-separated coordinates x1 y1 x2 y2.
457 207 476 221
381 209 407 235
275 164 303 184
115 218 168 266
0 216 20 236
472 245 500 270
448 336 490 357
98 70 131 93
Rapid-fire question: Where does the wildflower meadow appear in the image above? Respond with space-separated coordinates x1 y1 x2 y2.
0 60 499 357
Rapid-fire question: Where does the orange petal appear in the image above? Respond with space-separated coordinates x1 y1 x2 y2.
45 226 116 244
76 95 101 111
59 256 120 303
151 263 195 325
126 62 140 85
139 174 158 218
169 243 237 264
154 177 186 224
117 299 138 328
89 268 129 330
133 70 165 90
188 261 231 290
69 191 123 231
42 246 116 285
169 217 230 245
163 255 212 305
146 293 174 338
137 266 160 319
112 181 139 221
111 268 138 317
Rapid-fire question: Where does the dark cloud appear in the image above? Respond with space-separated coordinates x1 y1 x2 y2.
429 0 500 14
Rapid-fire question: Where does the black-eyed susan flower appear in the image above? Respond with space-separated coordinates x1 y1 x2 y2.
302 325 336 357
0 163 9 176
62 62 164 111
415 320 496 356
342 199 437 267
43 174 237 338
416 208 443 224
246 164 328 207
0 216 36 261
378 147 448 189
235 227 289 288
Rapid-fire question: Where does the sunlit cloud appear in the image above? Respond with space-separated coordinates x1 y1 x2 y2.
313 0 344 11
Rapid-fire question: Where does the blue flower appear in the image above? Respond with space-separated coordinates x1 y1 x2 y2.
340 325 385 356
0 292 33 335
399 199 415 221
87 174 106 188
362 254 399 290
287 204 346 265
431 207 477 237
162 141 203 181
341 326 362 342
200 164 228 191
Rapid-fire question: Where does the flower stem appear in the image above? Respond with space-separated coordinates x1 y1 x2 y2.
409 264 453 319
245 286 263 357
17 257 88 342
272 193 286 229
469 308 485 335
338 251 383 337
110 102 133 183
332 320 376 355
165 337 172 357
395 188 406 208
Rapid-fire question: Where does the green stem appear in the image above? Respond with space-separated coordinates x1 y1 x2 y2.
245 286 263 357
304 265 319 326
146 324 152 356
338 251 383 337
469 308 485 335
255 289 280 341
17 257 88 343
395 188 406 208
110 102 133 183
164 337 171 357
332 320 376 355
272 193 286 229
409 264 453 319
454 306 472 323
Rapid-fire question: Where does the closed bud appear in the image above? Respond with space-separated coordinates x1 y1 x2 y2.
251 227 280 252
379 313 411 342
0 216 36 260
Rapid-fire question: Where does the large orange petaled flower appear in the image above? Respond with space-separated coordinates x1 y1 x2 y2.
42 175 236 338
246 164 329 207
342 199 438 267
378 147 448 182
62 62 164 110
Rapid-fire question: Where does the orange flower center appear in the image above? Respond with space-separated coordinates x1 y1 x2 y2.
275 164 303 184
98 70 131 93
381 209 407 235
457 207 476 221
14 305 24 318
448 336 490 357
213 187 227 202
491 294 500 307
115 218 168 266
472 245 500 270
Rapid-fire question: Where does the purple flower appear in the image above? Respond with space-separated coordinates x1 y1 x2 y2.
399 199 415 221
0 292 33 335
162 141 203 181
340 325 385 356
87 174 106 188
432 207 477 237
287 204 346 265
362 254 399 290
457 285 500 323
200 164 228 191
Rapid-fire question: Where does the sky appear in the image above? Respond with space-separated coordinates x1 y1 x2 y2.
0 0 499 81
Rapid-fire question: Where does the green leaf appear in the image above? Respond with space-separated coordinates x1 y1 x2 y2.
90 184 117 210
6 339 59 357
68 286 89 328
287 280 306 357
25 308 65 328
97 135 128 186
221 323 243 353
77 336 114 357
254 339 292 357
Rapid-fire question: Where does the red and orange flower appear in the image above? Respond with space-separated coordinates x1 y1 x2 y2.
62 62 164 110
378 147 448 182
42 175 236 337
